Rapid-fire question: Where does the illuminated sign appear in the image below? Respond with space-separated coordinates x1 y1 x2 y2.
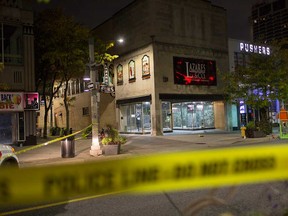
24 93 39 110
239 42 270 55
0 92 24 111
239 100 246 114
173 57 217 86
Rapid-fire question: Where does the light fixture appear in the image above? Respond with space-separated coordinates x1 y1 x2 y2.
117 38 124 44
83 65 91 81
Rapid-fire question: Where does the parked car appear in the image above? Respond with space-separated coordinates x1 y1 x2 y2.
0 145 19 167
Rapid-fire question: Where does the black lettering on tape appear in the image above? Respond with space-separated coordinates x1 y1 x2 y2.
201 160 228 176
86 170 115 190
44 175 81 197
121 167 159 187
0 179 10 202
233 157 275 173
173 164 195 179
44 171 116 197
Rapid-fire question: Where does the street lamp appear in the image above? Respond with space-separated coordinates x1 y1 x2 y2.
88 38 102 156
86 37 123 156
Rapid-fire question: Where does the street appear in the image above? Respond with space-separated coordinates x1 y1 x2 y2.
1 131 288 216
1 181 288 216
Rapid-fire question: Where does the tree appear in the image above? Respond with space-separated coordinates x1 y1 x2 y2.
34 8 89 137
222 39 288 128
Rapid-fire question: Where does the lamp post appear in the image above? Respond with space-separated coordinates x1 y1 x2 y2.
87 37 123 156
88 38 102 156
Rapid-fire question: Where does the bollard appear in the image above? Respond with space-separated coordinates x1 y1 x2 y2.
241 126 246 139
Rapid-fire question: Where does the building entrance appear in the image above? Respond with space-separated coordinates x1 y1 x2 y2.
171 102 215 130
119 102 151 133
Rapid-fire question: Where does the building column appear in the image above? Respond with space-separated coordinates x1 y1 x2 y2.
23 25 37 145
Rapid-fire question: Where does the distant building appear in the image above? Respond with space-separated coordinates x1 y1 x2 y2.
251 0 288 42
0 0 38 145
228 38 280 127
92 0 231 135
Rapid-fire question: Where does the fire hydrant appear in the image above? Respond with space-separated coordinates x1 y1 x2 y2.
240 126 246 139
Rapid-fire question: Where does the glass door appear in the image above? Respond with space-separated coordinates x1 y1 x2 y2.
162 102 172 132
119 102 151 133
172 103 182 129
142 102 151 132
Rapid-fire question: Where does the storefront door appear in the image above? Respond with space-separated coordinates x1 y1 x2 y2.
119 102 151 133
0 113 13 144
162 102 172 132
172 102 215 130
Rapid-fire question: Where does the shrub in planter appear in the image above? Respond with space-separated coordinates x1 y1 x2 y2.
245 121 256 138
245 121 267 138
256 120 272 135
101 126 127 155
50 127 60 136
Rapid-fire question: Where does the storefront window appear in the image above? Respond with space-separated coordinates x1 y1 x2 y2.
172 102 215 130
119 102 151 133
203 103 215 128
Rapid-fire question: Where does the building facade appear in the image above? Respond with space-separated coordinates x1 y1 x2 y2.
228 38 280 128
0 0 38 145
251 0 288 42
92 0 231 135
37 79 116 134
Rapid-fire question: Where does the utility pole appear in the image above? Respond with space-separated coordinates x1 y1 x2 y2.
88 38 102 156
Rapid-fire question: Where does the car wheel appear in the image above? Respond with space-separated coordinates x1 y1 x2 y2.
1 160 19 168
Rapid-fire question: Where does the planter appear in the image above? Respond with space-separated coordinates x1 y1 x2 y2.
252 131 266 138
103 144 120 155
246 129 266 138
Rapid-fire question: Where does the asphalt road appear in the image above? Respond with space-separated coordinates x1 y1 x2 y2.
1 181 288 216
2 131 288 216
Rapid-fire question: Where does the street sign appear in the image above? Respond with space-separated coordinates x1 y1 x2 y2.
100 85 115 94
87 82 94 90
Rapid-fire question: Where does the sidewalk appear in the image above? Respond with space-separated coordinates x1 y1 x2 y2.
15 129 284 168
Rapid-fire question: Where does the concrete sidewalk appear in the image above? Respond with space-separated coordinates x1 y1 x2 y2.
15 129 284 168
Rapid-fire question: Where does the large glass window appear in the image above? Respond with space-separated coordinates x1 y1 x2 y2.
172 102 215 130
119 102 151 133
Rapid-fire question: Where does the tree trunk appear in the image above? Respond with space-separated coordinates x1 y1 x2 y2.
43 106 49 138
64 79 70 131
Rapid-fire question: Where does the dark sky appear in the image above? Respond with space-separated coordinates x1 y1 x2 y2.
32 0 260 41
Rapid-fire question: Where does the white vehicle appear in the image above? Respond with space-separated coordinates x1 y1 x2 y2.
0 145 19 167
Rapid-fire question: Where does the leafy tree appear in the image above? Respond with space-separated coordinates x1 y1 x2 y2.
223 39 288 125
34 8 89 137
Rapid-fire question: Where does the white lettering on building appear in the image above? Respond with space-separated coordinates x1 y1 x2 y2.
239 42 270 55
185 62 206 79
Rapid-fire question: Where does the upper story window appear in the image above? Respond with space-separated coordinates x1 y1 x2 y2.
0 24 23 65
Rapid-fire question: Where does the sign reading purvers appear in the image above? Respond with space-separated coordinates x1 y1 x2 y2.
239 42 270 55
173 57 217 86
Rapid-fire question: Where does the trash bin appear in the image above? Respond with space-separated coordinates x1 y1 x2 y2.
61 138 75 158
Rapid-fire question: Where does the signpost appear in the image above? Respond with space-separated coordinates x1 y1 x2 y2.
87 82 94 90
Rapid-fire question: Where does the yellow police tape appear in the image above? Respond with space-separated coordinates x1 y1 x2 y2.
0 144 288 205
14 125 91 155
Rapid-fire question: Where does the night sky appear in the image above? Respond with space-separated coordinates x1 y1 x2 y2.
32 0 260 41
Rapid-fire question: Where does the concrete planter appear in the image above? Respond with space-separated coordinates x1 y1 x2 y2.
103 144 120 155
246 129 266 138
